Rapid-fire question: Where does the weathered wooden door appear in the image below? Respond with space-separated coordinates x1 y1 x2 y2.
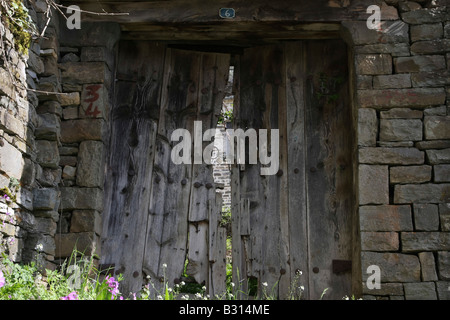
232 40 354 299
101 41 230 296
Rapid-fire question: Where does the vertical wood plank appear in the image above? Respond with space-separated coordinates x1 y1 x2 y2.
209 193 227 298
101 41 165 295
303 40 353 300
186 52 230 287
285 41 309 299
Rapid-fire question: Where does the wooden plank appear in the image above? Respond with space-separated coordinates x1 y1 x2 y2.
142 137 171 284
61 0 396 24
208 193 227 298
156 155 191 291
186 221 209 285
303 40 353 300
237 44 289 297
101 41 165 295
144 47 201 293
285 41 309 299
189 52 230 222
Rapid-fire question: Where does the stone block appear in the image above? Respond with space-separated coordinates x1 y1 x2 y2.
404 282 437 300
62 165 76 180
358 88 446 108
34 217 57 236
81 46 115 71
341 21 408 46
435 165 450 182
438 251 450 280
21 158 36 187
416 140 450 150
62 106 79 120
59 22 121 49
356 54 392 75
436 281 450 300
59 92 80 107
59 146 78 156
439 203 450 231
33 187 60 211
359 165 389 205
36 167 62 187
356 75 372 89
411 23 443 41
390 165 431 184
373 74 411 89
359 147 424 165
0 109 25 138
418 252 438 281
355 43 410 57
359 205 413 231
26 233 55 256
402 232 450 252
59 156 77 167
0 140 24 179
55 232 99 258
363 283 404 297
411 39 450 55
35 114 60 141
70 210 102 235
401 7 446 24
60 119 106 143
358 108 377 146
361 232 399 251
35 140 60 168
36 101 62 116
76 141 105 188
394 55 446 73
426 148 450 164
80 84 109 119
379 119 422 142
33 210 59 222
394 183 450 203
411 70 450 87
424 116 450 140
424 106 446 116
380 108 422 119
413 203 439 231
361 252 420 282
60 187 103 211
60 62 111 86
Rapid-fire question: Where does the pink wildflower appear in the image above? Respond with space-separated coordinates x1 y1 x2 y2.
61 291 78 300
106 275 120 299
0 270 5 288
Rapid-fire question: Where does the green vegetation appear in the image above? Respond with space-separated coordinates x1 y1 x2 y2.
0 0 37 54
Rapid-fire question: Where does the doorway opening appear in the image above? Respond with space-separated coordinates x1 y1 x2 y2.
102 38 356 299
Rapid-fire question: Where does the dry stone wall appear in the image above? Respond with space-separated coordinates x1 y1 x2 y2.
54 22 120 262
0 0 62 270
342 0 450 300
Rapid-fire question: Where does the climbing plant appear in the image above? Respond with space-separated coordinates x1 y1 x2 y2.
0 0 38 55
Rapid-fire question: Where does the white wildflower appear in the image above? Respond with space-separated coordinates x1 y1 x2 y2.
262 282 268 287
35 243 43 252
162 263 167 268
